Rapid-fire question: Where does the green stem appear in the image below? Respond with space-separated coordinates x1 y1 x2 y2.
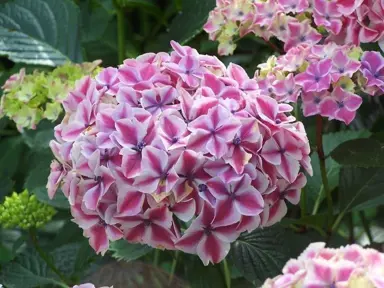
293 102 300 121
153 249 160 266
168 251 179 285
29 229 69 285
316 115 333 231
114 1 126 63
223 258 231 288
359 211 374 244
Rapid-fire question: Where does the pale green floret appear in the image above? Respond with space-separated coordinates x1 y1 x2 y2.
0 60 101 130
0 190 56 229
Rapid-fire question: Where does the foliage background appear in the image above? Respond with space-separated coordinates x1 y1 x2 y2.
0 0 383 287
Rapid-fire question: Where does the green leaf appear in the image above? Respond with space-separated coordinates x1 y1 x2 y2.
230 226 287 284
331 138 384 167
230 225 312 285
0 250 65 288
0 243 14 264
83 19 118 67
21 121 55 150
322 130 371 156
305 130 371 212
0 136 24 178
0 177 14 202
0 0 82 66
109 240 152 262
339 167 384 212
51 243 81 277
306 154 340 213
32 187 70 209
151 0 216 51
116 0 160 11
81 0 113 43
74 240 98 277
186 258 226 288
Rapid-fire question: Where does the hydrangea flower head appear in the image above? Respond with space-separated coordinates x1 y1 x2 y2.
261 242 384 288
0 61 101 130
0 190 56 229
48 41 311 265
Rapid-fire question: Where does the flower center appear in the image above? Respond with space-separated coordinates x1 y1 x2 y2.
203 225 213 236
198 184 208 192
337 101 344 109
143 219 152 227
314 96 321 104
133 141 146 152
94 176 102 183
233 136 241 145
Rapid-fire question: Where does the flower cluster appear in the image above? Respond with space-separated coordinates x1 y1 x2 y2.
204 0 384 125
0 61 101 130
0 190 56 229
261 242 384 288
48 41 311 265
254 43 369 124
204 0 384 56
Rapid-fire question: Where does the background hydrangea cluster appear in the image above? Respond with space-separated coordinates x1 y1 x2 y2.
0 61 101 130
204 0 384 124
48 40 311 265
261 242 384 288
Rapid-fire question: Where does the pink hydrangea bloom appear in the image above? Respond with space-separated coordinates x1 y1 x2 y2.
48 42 311 265
261 242 384 288
202 0 384 126
204 0 384 56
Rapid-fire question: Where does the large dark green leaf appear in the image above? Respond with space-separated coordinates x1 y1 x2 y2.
305 130 371 212
230 226 314 285
0 250 66 288
0 136 24 178
51 243 81 277
0 177 14 202
83 19 118 66
109 240 152 262
331 138 384 167
151 0 215 51
339 167 384 212
186 258 226 288
21 121 55 151
0 0 82 66
81 0 113 43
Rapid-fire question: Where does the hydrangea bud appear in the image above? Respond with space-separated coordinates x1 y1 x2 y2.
0 190 56 229
0 61 101 130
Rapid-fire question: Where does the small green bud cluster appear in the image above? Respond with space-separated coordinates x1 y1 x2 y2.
0 60 102 130
0 190 56 229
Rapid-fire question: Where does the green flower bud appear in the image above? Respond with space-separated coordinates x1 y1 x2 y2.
0 190 56 230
